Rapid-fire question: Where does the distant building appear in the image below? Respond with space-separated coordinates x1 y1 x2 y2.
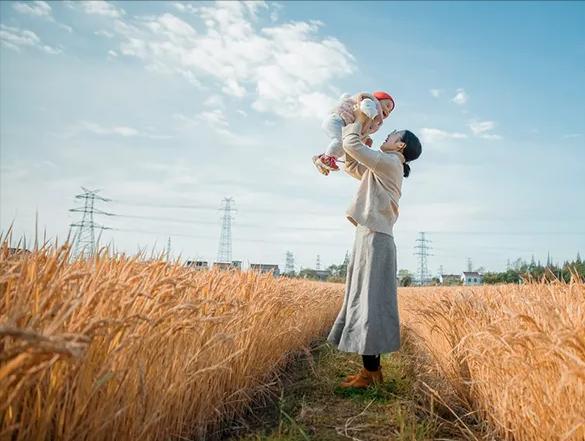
250 264 280 276
185 260 209 270
315 269 331 281
461 271 483 285
213 260 242 271
439 274 461 285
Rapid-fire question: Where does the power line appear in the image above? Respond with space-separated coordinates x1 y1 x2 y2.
108 213 338 231
109 198 334 216
108 227 349 247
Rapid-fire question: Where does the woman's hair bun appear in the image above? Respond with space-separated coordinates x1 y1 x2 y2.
401 130 422 178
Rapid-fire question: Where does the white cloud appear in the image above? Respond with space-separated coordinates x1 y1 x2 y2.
13 1 51 17
469 120 495 135
13 1 72 32
480 133 502 140
562 133 583 139
203 95 225 109
429 88 442 98
174 111 256 147
71 1 125 18
451 88 468 105
420 128 468 144
95 29 115 38
172 1 198 14
194 110 229 129
0 24 61 54
81 121 139 136
468 120 501 140
99 2 354 119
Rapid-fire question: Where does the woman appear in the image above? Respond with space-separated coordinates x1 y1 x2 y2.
326 109 422 389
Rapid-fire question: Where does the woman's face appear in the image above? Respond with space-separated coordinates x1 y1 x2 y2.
380 129 406 153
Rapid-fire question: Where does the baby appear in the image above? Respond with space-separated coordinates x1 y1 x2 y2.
313 91 395 175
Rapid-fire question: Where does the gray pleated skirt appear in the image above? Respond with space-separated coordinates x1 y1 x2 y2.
326 224 400 355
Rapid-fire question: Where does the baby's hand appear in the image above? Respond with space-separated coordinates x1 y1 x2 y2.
359 99 378 119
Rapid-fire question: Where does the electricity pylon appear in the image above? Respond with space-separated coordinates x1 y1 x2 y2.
69 187 112 258
217 197 236 263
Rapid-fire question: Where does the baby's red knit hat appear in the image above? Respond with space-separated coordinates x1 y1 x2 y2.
373 91 395 109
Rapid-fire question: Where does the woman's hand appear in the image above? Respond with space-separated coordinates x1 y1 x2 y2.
352 105 373 136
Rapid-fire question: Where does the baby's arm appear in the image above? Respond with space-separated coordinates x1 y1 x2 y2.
353 92 376 103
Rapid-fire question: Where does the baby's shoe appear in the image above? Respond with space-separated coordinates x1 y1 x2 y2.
312 155 329 175
314 154 339 173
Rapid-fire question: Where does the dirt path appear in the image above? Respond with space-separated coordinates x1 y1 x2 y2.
213 336 489 441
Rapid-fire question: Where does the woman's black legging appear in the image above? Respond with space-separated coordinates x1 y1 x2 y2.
361 354 380 371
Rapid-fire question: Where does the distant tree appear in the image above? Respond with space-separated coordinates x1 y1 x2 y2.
398 269 414 287
483 254 584 285
401 274 413 287
299 268 319 280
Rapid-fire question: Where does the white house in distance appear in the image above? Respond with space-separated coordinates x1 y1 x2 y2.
250 264 280 276
439 274 460 285
461 271 483 285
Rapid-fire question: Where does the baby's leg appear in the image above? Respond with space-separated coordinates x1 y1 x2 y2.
321 114 345 159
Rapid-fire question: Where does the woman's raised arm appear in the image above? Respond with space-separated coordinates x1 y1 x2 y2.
341 122 382 171
344 151 367 180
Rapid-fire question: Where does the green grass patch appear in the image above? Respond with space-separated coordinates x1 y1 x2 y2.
216 336 487 440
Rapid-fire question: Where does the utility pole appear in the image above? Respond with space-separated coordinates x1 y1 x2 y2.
414 232 432 286
69 187 112 258
285 251 295 275
217 197 236 263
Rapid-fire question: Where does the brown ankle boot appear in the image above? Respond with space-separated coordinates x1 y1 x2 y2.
341 370 361 385
339 367 383 389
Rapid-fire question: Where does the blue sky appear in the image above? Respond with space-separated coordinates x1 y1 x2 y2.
1 0 584 274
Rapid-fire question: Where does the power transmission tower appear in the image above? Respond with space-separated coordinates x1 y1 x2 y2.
166 237 171 262
340 250 350 278
69 187 112 258
467 257 473 272
217 197 236 263
316 254 321 271
414 232 432 285
285 251 295 275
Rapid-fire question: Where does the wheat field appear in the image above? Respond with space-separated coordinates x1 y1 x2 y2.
1 241 584 441
400 282 585 441
0 242 343 441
